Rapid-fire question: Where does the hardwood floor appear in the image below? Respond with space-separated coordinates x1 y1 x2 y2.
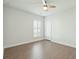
4 40 76 59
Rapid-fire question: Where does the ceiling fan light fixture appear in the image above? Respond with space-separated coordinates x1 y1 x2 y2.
43 5 48 11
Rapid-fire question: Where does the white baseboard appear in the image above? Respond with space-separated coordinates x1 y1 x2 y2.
4 38 76 48
4 38 44 48
50 40 76 48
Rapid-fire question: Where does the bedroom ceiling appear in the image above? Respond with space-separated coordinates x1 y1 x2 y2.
3 0 75 16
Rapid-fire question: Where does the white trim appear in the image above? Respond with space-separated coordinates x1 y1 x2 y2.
4 38 76 48
50 40 76 48
4 38 44 48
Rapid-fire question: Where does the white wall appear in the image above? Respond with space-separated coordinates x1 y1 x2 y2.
4 5 76 48
45 7 76 47
3 6 44 48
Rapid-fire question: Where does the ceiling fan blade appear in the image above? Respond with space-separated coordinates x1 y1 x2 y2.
42 0 46 5
49 5 56 8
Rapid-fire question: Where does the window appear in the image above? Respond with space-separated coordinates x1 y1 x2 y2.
33 20 41 38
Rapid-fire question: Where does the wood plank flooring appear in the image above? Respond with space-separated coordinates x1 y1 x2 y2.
4 40 76 59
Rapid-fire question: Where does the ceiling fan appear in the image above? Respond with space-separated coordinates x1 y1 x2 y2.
42 0 56 11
